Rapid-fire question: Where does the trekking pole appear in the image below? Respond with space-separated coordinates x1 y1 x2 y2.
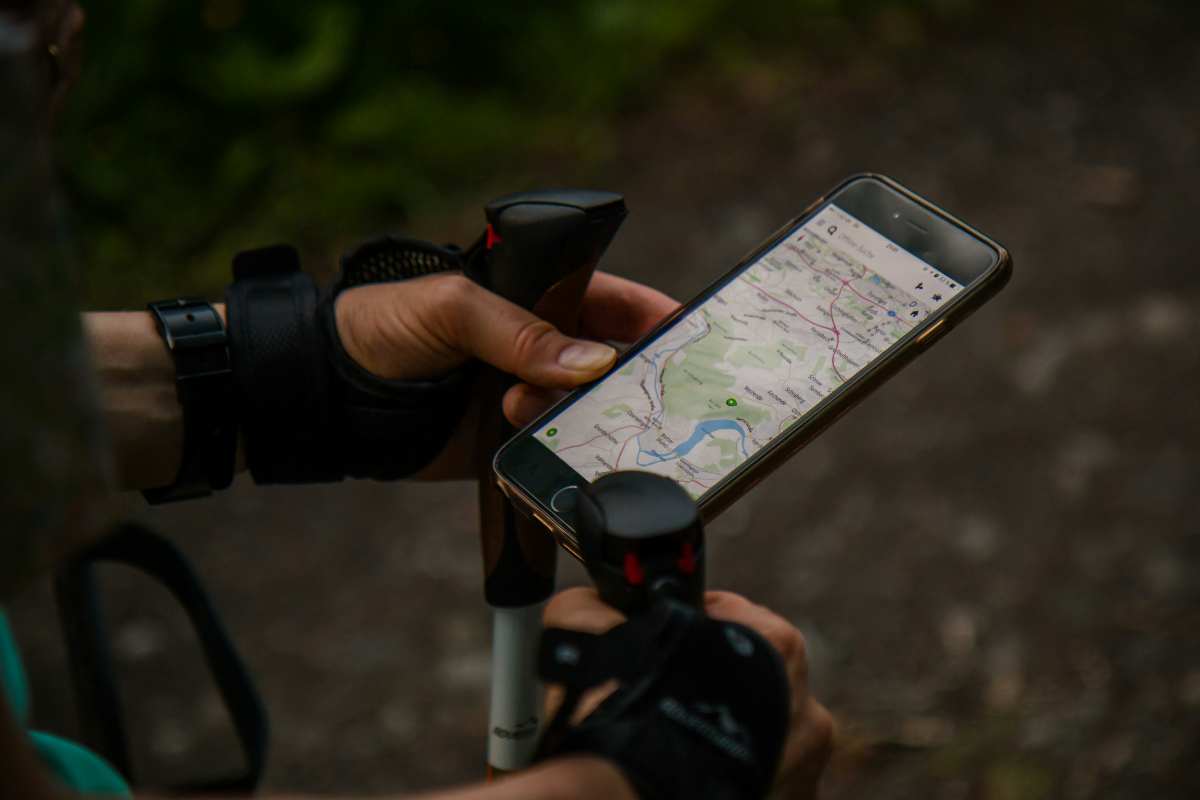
466 190 627 776
531 471 707 760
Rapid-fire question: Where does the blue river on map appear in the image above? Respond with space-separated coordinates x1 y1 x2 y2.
637 418 749 466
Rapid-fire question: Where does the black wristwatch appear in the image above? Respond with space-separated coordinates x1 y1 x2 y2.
143 298 237 504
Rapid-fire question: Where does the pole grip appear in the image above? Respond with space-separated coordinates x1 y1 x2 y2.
470 190 627 608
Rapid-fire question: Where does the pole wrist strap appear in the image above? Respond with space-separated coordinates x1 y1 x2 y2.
225 245 340 483
534 603 791 800
225 240 474 484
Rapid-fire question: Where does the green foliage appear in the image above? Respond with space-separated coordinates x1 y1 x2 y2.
59 0 968 305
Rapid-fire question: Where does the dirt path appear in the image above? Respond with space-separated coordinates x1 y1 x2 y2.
9 2 1200 797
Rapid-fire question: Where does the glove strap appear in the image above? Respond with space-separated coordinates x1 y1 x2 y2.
226 237 477 484
535 603 790 800
225 244 340 483
318 235 475 480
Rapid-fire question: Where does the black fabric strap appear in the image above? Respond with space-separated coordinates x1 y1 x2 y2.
316 291 474 481
225 245 341 483
225 239 474 484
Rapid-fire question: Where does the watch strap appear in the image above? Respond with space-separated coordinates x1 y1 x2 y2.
142 299 236 504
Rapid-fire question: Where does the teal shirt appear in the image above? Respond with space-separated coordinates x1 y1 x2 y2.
0 611 131 797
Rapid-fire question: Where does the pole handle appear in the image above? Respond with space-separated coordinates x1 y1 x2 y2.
470 190 627 607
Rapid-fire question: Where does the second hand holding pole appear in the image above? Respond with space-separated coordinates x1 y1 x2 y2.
466 190 627 775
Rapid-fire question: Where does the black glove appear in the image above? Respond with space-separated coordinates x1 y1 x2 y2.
224 239 472 484
535 602 791 800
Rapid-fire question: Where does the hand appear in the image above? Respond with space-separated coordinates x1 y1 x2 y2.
334 271 678 478
543 587 836 799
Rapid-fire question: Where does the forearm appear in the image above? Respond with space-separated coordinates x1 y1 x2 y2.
410 757 636 800
83 305 241 491
142 757 635 800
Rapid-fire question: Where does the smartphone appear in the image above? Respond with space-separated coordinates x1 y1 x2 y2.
494 174 1011 558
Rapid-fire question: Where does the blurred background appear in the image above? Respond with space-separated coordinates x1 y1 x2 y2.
7 0 1200 797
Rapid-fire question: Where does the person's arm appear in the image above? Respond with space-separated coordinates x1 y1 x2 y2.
410 757 635 800
82 307 230 491
84 272 677 492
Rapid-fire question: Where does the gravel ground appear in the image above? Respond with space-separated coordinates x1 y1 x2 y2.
8 2 1200 798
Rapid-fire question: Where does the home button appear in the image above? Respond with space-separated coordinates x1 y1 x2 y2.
550 485 581 514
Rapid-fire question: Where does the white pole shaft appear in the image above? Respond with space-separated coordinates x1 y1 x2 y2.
487 603 545 771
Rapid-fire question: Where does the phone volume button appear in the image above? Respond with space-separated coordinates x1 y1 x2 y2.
531 511 556 534
916 319 948 346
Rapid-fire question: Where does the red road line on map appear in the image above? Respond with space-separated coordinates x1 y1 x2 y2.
793 255 919 331
741 270 853 380
827 282 849 382
615 425 651 468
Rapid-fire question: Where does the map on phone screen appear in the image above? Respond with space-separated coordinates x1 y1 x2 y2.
534 204 965 498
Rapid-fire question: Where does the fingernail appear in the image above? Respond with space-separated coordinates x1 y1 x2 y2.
558 341 616 372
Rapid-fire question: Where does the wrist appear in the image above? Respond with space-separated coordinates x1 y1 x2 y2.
85 306 246 493
85 310 183 490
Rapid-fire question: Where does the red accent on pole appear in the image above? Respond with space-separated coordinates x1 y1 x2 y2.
677 542 696 575
623 553 645 586
486 223 503 250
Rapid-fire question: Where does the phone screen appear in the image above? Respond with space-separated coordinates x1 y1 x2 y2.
530 202 968 499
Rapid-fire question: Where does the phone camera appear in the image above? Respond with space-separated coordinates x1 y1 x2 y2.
892 212 901 220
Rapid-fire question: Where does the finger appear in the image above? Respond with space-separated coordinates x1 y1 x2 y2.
436 276 618 389
503 383 566 428
704 591 809 687
579 272 680 343
778 698 836 795
543 586 626 633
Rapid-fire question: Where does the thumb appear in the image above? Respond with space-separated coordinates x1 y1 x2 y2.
442 276 617 388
